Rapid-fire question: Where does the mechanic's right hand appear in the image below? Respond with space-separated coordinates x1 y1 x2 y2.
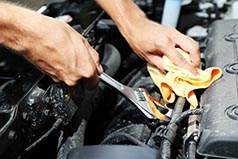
122 18 201 75
0 2 103 87
96 0 200 75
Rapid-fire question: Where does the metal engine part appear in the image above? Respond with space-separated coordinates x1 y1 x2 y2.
198 19 238 158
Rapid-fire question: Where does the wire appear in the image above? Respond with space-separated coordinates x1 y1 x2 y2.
160 97 186 159
174 108 204 124
17 118 63 159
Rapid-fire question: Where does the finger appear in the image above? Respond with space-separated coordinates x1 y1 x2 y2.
162 45 199 75
54 70 78 86
50 75 60 83
147 55 165 73
89 48 103 74
173 33 201 67
79 48 100 89
84 40 103 74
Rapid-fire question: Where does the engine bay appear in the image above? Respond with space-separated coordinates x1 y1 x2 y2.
0 0 238 159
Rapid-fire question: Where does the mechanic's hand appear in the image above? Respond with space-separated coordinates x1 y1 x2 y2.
95 0 200 75
122 18 201 75
0 3 103 87
22 19 103 88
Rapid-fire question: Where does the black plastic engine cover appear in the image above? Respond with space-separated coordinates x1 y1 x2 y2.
197 19 238 158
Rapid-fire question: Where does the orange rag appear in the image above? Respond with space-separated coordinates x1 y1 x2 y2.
147 48 222 109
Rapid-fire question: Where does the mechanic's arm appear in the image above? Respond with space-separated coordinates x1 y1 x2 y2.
96 0 200 74
0 2 103 87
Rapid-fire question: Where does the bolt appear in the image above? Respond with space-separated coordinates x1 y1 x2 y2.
8 130 17 140
22 112 29 120
32 122 37 127
194 135 198 142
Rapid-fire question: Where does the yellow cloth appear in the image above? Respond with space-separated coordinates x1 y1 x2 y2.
147 48 222 109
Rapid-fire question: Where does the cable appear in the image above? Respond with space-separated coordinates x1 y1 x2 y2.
174 108 204 124
17 118 63 159
160 97 186 159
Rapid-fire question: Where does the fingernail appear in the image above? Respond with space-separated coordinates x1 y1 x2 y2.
97 64 103 73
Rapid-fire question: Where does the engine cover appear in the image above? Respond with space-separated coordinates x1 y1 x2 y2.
197 19 238 158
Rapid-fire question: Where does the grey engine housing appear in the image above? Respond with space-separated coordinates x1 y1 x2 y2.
198 19 238 158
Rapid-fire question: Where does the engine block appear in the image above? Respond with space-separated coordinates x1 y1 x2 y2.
198 19 238 158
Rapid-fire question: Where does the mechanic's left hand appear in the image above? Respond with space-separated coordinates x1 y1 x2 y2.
0 2 103 88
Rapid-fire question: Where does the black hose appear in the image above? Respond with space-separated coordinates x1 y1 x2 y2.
174 108 204 124
17 118 63 159
159 97 186 159
172 109 203 159
100 131 149 147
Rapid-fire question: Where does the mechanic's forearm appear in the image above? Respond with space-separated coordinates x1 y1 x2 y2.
0 2 30 51
95 0 146 39
0 2 55 53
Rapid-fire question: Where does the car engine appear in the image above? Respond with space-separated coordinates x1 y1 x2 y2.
0 0 238 159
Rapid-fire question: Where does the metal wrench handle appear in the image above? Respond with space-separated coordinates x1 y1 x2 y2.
99 72 157 120
99 73 125 91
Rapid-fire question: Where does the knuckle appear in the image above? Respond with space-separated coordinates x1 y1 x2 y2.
193 58 201 67
93 52 100 62
157 38 171 49
192 41 200 50
59 72 77 86
83 67 95 79
163 38 171 46
52 77 60 83
168 27 177 32
82 37 90 45
167 27 179 36
65 79 76 86
175 55 187 66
